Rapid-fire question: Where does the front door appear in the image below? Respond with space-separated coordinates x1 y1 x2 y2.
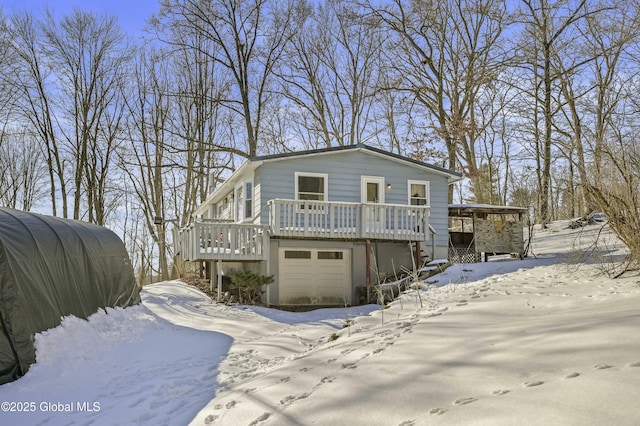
361 176 385 232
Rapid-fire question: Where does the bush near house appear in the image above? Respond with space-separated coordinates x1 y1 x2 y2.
229 270 274 305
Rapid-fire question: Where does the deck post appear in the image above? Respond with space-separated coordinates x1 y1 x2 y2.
265 230 271 307
217 259 222 301
365 240 371 302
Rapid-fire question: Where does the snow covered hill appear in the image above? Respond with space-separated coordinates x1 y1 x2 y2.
1 221 640 425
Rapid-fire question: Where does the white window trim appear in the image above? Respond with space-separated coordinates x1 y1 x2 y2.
361 176 385 204
407 179 430 207
234 180 254 222
294 172 328 203
243 180 253 221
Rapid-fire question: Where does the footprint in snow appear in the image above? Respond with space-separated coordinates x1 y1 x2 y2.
280 395 295 405
594 364 612 370
628 362 640 367
398 420 416 425
249 412 271 425
523 380 544 387
429 408 446 415
453 397 477 405
492 389 510 396
281 393 309 405
318 376 335 385
225 400 236 409
342 363 357 369
564 372 580 379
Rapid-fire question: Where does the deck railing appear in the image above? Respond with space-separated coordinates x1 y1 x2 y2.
268 199 430 241
178 200 430 262
177 221 270 261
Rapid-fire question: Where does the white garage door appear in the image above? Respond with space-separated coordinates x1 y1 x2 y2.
279 248 351 305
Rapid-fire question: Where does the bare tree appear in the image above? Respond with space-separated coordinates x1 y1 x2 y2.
584 108 640 272
0 131 47 210
41 9 131 224
9 12 68 217
167 32 232 221
119 47 175 281
277 0 381 148
581 2 640 176
0 11 17 124
364 0 510 202
580 1 640 270
154 0 308 157
515 0 605 224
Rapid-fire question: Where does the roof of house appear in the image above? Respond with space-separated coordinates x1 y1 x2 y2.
194 144 462 216
251 144 461 178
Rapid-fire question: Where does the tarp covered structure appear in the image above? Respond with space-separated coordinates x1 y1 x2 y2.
0 208 140 384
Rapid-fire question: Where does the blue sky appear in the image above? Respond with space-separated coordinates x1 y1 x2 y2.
1 0 158 35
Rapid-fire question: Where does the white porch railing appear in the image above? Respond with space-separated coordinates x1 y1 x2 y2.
268 199 430 241
178 200 430 262
177 221 270 261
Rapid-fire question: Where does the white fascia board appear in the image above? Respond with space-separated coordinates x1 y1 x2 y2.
192 160 262 217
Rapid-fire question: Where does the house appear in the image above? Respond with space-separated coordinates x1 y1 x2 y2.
175 144 461 306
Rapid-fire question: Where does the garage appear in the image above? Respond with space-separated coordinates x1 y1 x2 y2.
278 248 351 305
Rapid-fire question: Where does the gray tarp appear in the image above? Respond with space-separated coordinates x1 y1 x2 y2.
0 208 140 384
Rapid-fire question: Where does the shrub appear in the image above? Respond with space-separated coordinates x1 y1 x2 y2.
228 270 274 305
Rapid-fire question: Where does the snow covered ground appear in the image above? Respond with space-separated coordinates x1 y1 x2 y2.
2 221 640 425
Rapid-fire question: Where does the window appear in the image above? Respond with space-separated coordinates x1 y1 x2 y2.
235 181 253 221
408 180 430 206
318 251 344 260
244 182 253 219
284 250 312 259
295 172 327 202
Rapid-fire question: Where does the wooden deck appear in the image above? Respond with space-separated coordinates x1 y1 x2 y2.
178 200 430 262
268 199 430 241
177 221 270 261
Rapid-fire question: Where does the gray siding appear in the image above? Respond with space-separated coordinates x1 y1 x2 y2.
254 150 451 248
